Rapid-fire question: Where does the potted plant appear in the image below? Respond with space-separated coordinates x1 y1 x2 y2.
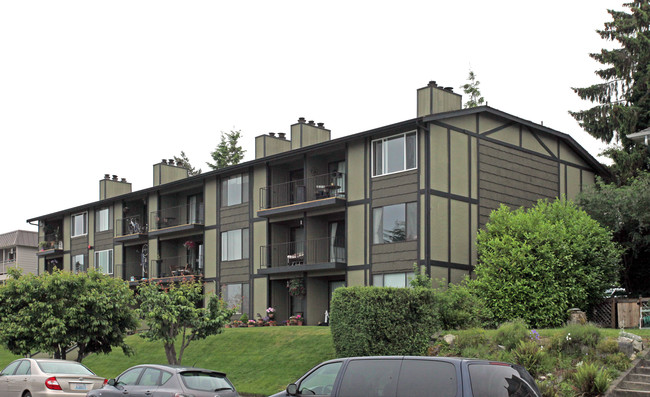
239 313 249 324
287 278 306 297
296 314 303 326
266 307 276 319
248 319 256 327
38 241 49 251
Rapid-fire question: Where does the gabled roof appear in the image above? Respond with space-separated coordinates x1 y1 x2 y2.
27 106 607 222
0 230 38 249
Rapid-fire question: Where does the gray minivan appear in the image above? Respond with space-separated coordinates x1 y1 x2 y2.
270 356 541 397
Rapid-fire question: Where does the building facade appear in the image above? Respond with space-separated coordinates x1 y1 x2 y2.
28 82 607 325
0 230 38 282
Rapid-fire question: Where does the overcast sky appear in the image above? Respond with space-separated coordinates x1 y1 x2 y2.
1 0 624 233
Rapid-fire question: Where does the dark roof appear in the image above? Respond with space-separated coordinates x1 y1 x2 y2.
0 230 38 249
27 107 607 222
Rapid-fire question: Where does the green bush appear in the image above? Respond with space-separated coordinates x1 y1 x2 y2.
470 199 622 328
433 279 494 329
456 328 488 350
494 319 529 350
564 324 601 348
572 362 610 397
596 338 619 354
604 352 630 371
330 286 439 357
511 340 545 377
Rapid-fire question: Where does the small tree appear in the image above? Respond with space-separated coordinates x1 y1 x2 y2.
461 69 485 108
174 151 201 176
206 130 246 170
470 199 622 328
0 268 137 361
137 278 235 365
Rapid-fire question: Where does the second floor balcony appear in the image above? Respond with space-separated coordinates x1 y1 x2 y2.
153 254 204 279
149 203 204 237
115 215 148 242
37 233 64 256
258 236 346 275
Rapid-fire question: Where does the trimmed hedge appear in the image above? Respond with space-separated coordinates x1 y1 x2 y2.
330 286 439 357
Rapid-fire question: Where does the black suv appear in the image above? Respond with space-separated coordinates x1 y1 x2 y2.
270 356 541 397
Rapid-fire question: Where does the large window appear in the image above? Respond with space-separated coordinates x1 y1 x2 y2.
221 228 249 261
373 202 417 244
95 208 111 232
373 272 415 288
73 254 86 273
95 249 113 275
222 174 249 207
372 131 417 176
223 283 249 313
71 212 88 237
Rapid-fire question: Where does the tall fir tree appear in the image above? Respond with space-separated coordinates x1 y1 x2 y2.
174 150 201 176
207 129 245 170
461 69 485 108
569 1 650 183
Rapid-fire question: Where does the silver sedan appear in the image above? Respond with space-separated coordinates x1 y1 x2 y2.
0 359 106 397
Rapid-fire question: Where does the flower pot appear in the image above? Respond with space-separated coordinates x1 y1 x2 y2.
297 321 303 326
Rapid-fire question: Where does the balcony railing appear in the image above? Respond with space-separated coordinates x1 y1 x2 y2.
154 254 204 278
38 233 63 252
116 215 148 237
1 259 16 274
124 260 150 282
260 172 345 210
150 203 204 231
260 236 345 269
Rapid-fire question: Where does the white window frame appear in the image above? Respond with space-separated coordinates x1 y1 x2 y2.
95 249 113 275
72 254 86 274
371 131 417 177
221 228 249 261
223 282 249 314
372 272 415 288
221 174 249 207
71 212 88 237
96 208 111 232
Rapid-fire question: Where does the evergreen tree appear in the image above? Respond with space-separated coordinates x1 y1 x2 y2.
174 151 201 176
207 129 245 170
570 1 650 182
461 69 485 108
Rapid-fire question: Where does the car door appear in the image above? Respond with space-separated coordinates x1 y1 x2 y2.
102 367 145 397
7 360 31 397
0 361 21 397
128 367 161 397
294 361 343 397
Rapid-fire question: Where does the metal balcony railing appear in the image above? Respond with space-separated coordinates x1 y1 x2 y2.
259 172 345 210
124 260 150 282
150 203 204 231
259 236 346 269
154 255 204 278
116 215 148 237
39 233 63 251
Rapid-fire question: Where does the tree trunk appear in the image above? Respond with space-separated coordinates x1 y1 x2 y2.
76 344 86 363
164 343 178 365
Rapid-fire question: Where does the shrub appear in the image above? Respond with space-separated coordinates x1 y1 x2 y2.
596 338 619 354
572 362 610 397
511 340 545 377
604 352 631 371
564 324 601 348
239 313 249 323
494 319 529 350
330 286 440 356
470 199 622 328
456 328 488 350
434 279 494 329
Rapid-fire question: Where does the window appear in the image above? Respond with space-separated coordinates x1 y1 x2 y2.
223 283 249 313
372 131 417 176
222 174 249 207
95 208 111 232
469 363 539 397
1 361 20 376
14 361 31 376
73 254 86 273
373 202 417 244
71 212 88 237
338 359 401 397
373 272 415 288
221 228 249 261
180 371 234 392
95 249 113 274
396 359 457 397
298 361 343 396
139 368 164 386
117 367 144 386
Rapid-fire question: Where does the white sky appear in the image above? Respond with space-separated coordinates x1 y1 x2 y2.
1 0 624 232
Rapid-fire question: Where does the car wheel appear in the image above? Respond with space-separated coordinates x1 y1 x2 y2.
23 392 32 397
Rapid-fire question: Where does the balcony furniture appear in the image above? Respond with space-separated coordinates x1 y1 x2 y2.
287 252 304 266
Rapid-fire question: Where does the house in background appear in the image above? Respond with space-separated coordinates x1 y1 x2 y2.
27 81 607 325
0 230 38 282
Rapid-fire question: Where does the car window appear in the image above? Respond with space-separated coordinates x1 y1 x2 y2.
338 359 401 397
1 361 21 376
118 368 144 386
161 371 172 385
180 371 235 392
37 361 94 375
468 363 539 397
139 368 162 386
396 359 457 397
298 361 343 396
14 361 31 376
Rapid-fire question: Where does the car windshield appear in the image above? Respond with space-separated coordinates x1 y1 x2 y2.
180 371 233 392
468 363 540 397
37 361 95 375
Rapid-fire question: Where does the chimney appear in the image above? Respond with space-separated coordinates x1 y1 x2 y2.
99 174 132 200
112 175 118 181
104 174 110 180
269 132 276 137
278 132 286 139
168 159 174 165
153 159 188 186
255 131 291 158
417 80 462 117
291 116 331 150
317 122 325 128
298 117 306 123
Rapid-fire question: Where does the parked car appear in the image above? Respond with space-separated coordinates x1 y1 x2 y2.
86 364 238 397
270 356 542 397
0 358 106 397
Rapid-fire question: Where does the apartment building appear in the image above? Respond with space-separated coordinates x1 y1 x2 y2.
27 82 607 325
0 230 38 282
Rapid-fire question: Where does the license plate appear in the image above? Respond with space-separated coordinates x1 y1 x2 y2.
72 383 89 390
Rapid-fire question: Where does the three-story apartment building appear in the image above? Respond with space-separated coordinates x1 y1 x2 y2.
28 82 607 324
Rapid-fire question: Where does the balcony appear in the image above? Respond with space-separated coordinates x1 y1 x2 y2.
153 254 204 279
124 260 150 284
258 236 346 275
149 203 204 237
1 259 16 275
258 172 346 217
115 215 148 242
37 233 64 256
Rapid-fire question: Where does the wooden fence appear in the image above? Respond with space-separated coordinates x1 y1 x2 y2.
591 297 650 329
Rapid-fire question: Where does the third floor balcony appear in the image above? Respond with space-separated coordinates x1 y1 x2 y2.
258 172 346 217
149 203 204 237
115 214 148 242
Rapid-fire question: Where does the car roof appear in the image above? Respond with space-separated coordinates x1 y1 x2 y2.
128 364 227 377
323 356 517 366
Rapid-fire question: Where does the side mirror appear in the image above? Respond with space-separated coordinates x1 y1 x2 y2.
286 383 298 395
107 379 117 387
